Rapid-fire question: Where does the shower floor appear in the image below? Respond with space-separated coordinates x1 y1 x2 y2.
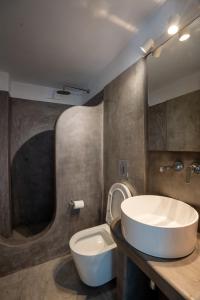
0 255 116 300
15 222 49 236
7 222 50 242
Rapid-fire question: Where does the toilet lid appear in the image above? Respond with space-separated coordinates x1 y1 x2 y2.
106 183 132 225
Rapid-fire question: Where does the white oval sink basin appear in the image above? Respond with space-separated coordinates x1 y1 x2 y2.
121 195 199 258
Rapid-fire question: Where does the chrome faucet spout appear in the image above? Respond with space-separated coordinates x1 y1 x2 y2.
186 162 200 183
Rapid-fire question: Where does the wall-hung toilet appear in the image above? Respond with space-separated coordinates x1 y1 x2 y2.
69 182 135 287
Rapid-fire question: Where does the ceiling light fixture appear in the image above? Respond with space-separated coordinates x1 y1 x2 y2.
140 39 155 54
179 29 190 41
152 46 162 58
167 15 180 35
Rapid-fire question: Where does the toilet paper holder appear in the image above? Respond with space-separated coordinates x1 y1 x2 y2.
69 200 85 209
69 201 74 207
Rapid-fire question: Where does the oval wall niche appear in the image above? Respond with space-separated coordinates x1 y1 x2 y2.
0 98 69 244
10 130 55 241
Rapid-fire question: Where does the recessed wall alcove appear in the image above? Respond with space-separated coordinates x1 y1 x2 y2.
7 99 70 241
11 130 55 239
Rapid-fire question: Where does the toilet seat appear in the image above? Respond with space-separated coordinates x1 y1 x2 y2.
69 224 116 256
106 182 132 225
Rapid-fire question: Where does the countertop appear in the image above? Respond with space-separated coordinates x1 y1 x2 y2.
111 219 200 300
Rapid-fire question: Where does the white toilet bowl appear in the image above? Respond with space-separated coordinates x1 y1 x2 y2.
69 182 134 287
70 224 116 287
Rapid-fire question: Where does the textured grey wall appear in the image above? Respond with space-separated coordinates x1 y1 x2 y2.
103 59 147 214
148 90 200 151
10 99 69 232
0 91 11 237
148 102 167 151
56 104 103 240
148 151 200 230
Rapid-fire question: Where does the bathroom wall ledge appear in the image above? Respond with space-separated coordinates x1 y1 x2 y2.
111 219 200 300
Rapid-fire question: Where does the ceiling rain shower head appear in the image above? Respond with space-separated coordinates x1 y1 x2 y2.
56 89 71 95
56 85 90 96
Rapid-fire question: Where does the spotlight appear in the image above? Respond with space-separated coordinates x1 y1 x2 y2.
167 15 180 35
168 25 179 35
179 29 190 41
140 39 155 54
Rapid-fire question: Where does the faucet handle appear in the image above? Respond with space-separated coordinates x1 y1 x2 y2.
192 162 200 174
174 161 184 172
186 161 200 183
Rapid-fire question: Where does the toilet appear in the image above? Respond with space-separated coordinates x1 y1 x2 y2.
69 182 134 287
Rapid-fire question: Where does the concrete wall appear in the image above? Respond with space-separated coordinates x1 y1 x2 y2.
0 91 11 237
103 59 147 214
10 99 69 232
148 151 200 230
56 104 103 240
148 90 200 152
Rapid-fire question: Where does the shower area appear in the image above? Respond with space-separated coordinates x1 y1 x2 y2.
0 90 103 276
11 99 71 240
0 93 69 240
1 94 68 241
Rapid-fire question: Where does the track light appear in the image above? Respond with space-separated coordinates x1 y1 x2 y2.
152 46 162 58
179 29 190 41
167 15 180 35
140 39 155 54
168 24 179 35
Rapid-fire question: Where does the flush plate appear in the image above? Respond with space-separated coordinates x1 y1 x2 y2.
119 160 128 178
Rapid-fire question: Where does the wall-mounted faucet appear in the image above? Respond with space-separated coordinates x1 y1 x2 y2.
186 162 200 183
160 161 184 173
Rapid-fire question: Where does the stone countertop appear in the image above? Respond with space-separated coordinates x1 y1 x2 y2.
111 219 200 300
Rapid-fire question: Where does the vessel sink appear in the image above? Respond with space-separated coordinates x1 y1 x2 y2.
121 195 199 258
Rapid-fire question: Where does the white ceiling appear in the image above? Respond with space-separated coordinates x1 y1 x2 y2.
0 0 163 89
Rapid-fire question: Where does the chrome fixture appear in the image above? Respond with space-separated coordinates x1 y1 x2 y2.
56 85 90 96
179 28 190 41
56 89 71 96
140 39 155 54
186 162 200 183
119 160 128 178
160 160 184 173
152 46 162 58
167 15 180 35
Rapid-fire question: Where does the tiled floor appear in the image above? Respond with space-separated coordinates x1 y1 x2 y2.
0 255 116 300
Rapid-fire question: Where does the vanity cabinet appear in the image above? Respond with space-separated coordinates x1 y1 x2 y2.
111 219 200 300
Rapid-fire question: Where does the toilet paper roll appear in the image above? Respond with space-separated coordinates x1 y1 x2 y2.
72 200 84 209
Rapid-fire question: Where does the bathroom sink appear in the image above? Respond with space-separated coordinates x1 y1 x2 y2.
121 195 199 258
